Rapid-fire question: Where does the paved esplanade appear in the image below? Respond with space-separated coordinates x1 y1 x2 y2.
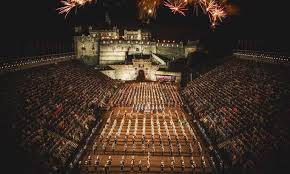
78 82 212 173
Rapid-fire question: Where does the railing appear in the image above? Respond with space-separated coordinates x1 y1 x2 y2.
182 99 224 172
233 50 290 64
0 52 76 72
66 119 103 174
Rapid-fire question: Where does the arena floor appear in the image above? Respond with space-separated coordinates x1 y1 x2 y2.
77 83 213 173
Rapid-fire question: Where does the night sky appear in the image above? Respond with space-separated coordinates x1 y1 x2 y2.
0 0 289 57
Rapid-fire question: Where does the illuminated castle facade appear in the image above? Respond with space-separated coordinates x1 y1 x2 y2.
74 27 198 65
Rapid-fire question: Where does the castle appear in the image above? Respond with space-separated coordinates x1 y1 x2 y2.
74 27 198 82
74 27 198 65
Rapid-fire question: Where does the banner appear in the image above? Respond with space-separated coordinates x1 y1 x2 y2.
156 75 176 82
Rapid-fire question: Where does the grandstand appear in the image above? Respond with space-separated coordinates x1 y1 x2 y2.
1 53 290 174
182 58 290 173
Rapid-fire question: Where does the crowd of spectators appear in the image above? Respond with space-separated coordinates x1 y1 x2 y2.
1 60 119 173
182 58 290 172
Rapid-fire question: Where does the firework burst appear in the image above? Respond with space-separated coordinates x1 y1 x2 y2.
56 0 230 28
209 6 226 28
137 0 162 19
204 1 227 28
164 0 188 16
57 0 94 18
205 0 218 12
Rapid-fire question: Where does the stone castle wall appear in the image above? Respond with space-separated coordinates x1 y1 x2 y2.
99 40 156 65
75 36 197 65
185 46 197 57
101 62 181 82
156 42 185 60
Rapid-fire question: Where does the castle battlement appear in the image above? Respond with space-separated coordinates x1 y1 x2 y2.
74 27 197 65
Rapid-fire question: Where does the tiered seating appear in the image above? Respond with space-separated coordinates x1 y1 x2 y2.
182 59 290 169
109 82 183 112
3 61 119 173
